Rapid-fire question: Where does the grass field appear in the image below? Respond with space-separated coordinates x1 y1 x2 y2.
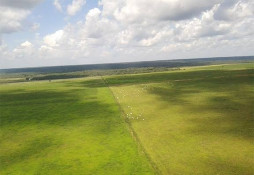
0 78 153 175
0 62 253 175
106 63 254 175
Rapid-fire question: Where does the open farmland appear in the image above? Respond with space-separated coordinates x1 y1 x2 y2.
1 0 253 173
106 63 254 175
0 78 153 175
0 62 253 175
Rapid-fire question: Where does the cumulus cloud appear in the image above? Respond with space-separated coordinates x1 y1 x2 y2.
13 40 34 58
1 0 254 68
20 41 32 47
0 7 30 33
43 30 64 47
33 0 254 63
67 0 86 16
100 0 222 23
0 0 42 34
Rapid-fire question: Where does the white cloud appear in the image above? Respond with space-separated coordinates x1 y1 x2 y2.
43 30 64 47
1 0 254 68
67 0 86 16
13 40 34 58
100 0 222 23
35 0 253 64
0 0 42 34
20 41 32 47
83 8 118 39
0 6 30 33
53 0 63 12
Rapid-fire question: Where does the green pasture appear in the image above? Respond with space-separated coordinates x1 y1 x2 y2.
0 78 153 175
0 62 253 175
106 63 254 175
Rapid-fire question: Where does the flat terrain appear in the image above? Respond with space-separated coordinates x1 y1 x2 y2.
106 63 254 175
0 78 153 174
0 62 253 175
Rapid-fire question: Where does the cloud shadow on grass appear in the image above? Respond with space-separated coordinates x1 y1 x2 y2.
0 136 58 169
0 87 118 127
146 72 254 140
201 157 254 175
0 84 122 170
104 69 254 87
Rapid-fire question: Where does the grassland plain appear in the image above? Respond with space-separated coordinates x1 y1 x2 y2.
105 63 254 175
0 78 154 175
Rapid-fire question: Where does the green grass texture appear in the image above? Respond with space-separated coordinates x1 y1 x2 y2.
1 62 253 175
107 63 254 175
0 78 153 175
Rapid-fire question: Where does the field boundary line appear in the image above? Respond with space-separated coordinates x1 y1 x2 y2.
101 76 162 175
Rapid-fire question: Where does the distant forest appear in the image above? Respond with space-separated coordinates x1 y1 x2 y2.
1 56 253 74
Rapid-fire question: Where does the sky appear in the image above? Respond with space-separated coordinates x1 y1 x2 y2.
0 0 254 69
